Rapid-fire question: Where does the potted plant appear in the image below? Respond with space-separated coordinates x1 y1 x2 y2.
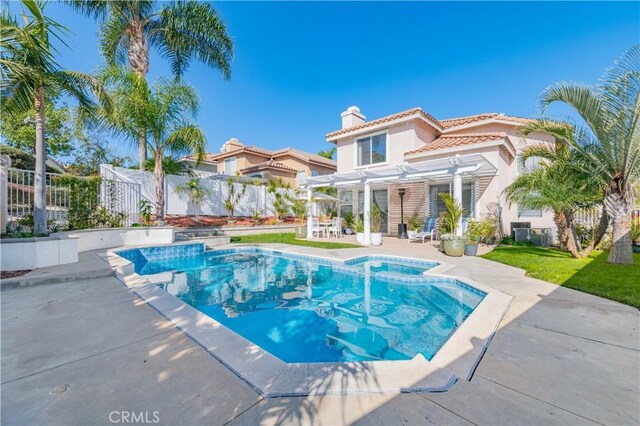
355 218 365 244
477 217 498 245
436 211 451 252
407 213 422 240
342 211 355 235
370 204 383 246
291 199 308 238
464 220 482 256
440 193 466 257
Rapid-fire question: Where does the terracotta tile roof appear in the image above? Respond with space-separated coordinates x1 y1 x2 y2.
440 113 533 130
241 160 298 174
405 133 515 156
326 107 442 139
184 146 335 169
272 147 336 167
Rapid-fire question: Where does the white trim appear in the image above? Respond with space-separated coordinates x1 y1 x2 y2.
405 139 516 160
441 117 526 133
328 112 441 142
353 129 389 169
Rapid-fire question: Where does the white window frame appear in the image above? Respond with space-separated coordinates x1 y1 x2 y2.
515 154 543 217
353 130 389 170
224 157 237 175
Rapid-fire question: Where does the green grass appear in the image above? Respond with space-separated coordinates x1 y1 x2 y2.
230 233 361 249
482 246 640 308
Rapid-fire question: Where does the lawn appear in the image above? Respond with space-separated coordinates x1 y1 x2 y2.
230 233 362 249
482 246 640 308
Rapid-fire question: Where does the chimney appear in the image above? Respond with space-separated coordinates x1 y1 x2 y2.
341 106 366 129
221 137 243 153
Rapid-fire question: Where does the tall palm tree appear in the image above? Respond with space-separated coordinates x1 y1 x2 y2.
505 119 604 258
1 0 109 234
539 46 639 264
66 0 233 169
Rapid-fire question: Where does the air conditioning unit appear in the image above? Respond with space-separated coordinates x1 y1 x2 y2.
531 228 552 247
511 222 531 240
514 228 531 243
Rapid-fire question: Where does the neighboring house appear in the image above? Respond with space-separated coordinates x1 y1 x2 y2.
302 106 556 242
180 138 336 187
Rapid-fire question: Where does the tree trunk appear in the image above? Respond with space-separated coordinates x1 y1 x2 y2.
609 212 633 264
33 86 47 235
154 151 165 224
577 209 609 258
137 129 146 170
129 22 149 170
605 180 634 265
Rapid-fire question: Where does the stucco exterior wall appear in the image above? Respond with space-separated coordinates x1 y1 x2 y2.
333 116 557 238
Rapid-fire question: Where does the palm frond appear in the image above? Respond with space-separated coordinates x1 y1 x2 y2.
148 0 233 80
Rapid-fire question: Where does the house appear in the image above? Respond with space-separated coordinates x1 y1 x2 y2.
302 106 557 243
180 138 336 187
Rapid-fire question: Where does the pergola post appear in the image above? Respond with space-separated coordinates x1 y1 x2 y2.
306 187 313 238
452 171 463 236
363 181 371 245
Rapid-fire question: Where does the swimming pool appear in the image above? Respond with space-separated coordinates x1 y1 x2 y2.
117 244 485 363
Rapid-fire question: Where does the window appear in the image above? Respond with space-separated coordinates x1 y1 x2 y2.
357 189 388 233
296 170 306 181
339 190 353 217
356 133 386 166
311 170 319 177
516 155 543 217
224 157 236 175
517 155 542 174
428 183 474 218
250 173 263 179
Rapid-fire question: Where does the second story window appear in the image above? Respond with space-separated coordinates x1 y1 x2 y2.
311 170 319 177
356 133 386 166
224 157 236 175
296 170 306 180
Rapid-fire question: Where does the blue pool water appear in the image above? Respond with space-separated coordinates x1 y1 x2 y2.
117 245 485 363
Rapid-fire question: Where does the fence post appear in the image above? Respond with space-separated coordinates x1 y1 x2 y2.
0 155 11 234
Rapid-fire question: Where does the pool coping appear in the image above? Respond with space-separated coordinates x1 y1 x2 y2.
101 243 512 397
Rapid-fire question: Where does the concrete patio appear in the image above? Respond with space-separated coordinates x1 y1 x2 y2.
2 238 639 425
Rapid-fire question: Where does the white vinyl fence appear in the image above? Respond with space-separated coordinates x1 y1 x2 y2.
99 165 295 219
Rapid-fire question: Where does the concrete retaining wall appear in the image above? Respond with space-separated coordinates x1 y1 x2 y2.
58 227 175 252
1 227 175 271
0 236 79 271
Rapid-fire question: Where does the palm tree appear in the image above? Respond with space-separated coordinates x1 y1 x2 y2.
1 0 109 234
144 80 206 222
504 120 604 258
539 46 639 264
99 70 205 222
66 0 233 169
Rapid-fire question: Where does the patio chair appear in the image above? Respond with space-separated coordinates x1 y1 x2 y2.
408 217 438 243
327 217 342 238
310 217 323 238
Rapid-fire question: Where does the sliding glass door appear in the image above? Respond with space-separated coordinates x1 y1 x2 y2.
358 189 388 233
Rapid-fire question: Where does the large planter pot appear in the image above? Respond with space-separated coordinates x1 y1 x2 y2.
295 226 307 238
464 244 479 256
356 232 364 244
444 239 465 257
371 232 382 246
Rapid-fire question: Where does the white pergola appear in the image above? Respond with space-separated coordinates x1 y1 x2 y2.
301 153 498 245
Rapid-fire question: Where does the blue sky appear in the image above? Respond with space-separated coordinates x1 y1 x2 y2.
19 1 640 159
